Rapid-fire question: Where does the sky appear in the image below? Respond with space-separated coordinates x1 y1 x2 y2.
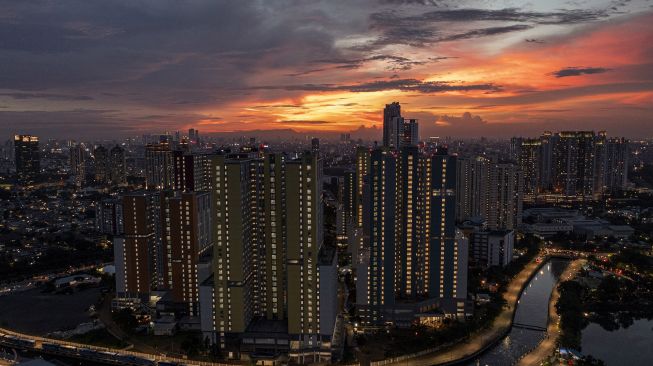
0 0 652 139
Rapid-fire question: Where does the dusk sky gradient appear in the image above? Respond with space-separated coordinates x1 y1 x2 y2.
1 0 652 139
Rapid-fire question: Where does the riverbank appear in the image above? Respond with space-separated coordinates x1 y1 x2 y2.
516 259 585 366
384 256 548 366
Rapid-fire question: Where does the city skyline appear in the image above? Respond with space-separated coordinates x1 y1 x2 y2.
1 1 652 139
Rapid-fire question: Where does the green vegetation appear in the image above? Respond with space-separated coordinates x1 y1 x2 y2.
69 328 129 348
555 280 586 349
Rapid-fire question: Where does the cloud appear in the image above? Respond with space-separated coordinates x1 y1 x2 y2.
277 120 331 125
439 24 533 42
434 112 487 127
551 67 612 78
252 78 500 93
0 92 94 101
362 7 612 50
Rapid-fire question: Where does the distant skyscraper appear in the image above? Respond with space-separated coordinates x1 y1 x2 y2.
94 145 109 184
594 132 629 193
70 144 86 187
311 137 320 155
109 145 126 185
553 131 595 199
455 157 522 230
455 157 490 222
486 163 522 230
382 102 402 148
14 134 40 182
515 138 542 198
145 143 175 189
401 118 419 147
382 103 419 148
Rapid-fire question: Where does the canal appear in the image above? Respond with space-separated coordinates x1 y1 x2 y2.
466 258 569 366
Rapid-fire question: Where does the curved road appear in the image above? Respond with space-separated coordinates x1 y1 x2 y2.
387 256 548 366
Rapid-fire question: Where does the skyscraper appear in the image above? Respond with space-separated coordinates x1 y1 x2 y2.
145 142 175 189
14 134 40 182
455 156 490 222
354 146 370 228
515 138 542 198
159 191 212 316
553 131 595 199
382 102 401 148
114 192 160 301
594 132 629 193
360 146 468 327
109 145 126 185
455 157 522 230
382 102 419 148
201 151 336 363
94 145 109 184
401 118 419 147
486 163 523 230
96 198 124 235
70 144 86 187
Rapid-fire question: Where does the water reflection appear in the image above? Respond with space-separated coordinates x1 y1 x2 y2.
466 259 569 366
581 319 653 366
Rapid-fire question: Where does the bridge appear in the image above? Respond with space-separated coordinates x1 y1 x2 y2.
512 323 547 332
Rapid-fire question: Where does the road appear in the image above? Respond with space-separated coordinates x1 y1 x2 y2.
387 257 547 366
516 258 585 366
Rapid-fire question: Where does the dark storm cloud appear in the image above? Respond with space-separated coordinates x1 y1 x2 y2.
551 67 612 78
379 0 443 5
439 24 533 41
251 78 500 93
362 6 611 49
0 0 346 104
0 92 93 101
310 54 435 72
373 8 609 24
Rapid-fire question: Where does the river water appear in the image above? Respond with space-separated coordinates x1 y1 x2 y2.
465 258 569 366
581 318 653 366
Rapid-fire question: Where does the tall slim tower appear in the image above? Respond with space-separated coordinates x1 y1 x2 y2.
70 144 86 187
109 145 126 185
94 145 109 184
382 102 402 148
14 134 40 182
354 146 370 228
516 138 542 198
